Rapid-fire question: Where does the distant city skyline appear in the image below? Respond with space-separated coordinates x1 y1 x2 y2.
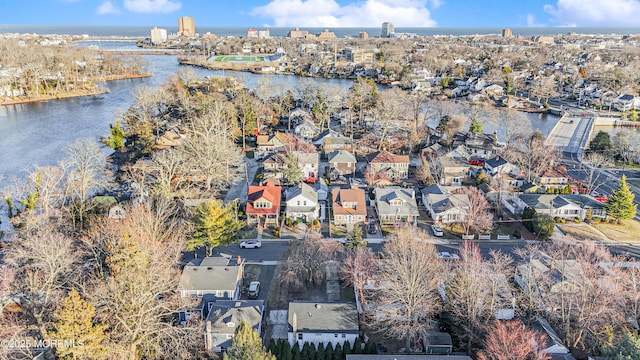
2 0 640 28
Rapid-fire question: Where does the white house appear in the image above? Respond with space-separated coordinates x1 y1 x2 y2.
294 119 321 140
421 184 470 224
483 156 517 176
284 182 320 221
205 300 264 353
288 302 359 348
178 256 244 302
293 151 319 180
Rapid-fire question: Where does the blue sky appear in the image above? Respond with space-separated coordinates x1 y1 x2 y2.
2 0 640 28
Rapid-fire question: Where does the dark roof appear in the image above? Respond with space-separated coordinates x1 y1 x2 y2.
421 184 449 196
485 156 508 168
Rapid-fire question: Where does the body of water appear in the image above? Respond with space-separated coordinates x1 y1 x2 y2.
2 24 640 38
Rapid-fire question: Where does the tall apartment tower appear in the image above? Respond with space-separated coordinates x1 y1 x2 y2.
150 26 167 44
178 16 195 37
381 22 394 38
502 28 513 38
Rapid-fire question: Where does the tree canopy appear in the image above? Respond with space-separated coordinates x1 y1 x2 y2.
588 130 612 153
223 320 276 360
187 199 243 256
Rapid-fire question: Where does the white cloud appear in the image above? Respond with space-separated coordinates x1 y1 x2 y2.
123 0 182 14
544 0 640 26
526 13 545 27
250 0 437 27
428 0 442 9
96 1 120 15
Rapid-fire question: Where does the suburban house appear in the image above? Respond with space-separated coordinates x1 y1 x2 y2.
366 150 410 182
452 131 503 159
328 150 357 179
374 187 419 226
613 94 640 112
205 300 265 353
510 194 606 220
293 151 319 180
322 136 353 157
284 182 320 222
438 157 470 187
422 185 470 224
246 182 282 226
313 128 341 148
288 302 359 348
256 132 289 158
262 152 288 180
178 255 244 303
483 156 517 176
332 186 367 226
534 165 571 191
294 119 321 140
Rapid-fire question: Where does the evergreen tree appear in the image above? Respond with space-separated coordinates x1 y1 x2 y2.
283 152 305 185
346 224 366 250
101 119 126 150
292 342 301 360
352 338 362 354
51 288 108 360
324 342 334 360
436 115 450 133
187 199 243 256
588 130 612 153
476 170 488 185
364 341 377 354
268 339 278 358
279 339 293 360
534 213 555 239
333 343 343 360
342 341 351 357
301 342 312 360
603 329 640 359
315 343 325 360
522 207 537 232
469 117 483 133
223 320 276 360
605 175 637 223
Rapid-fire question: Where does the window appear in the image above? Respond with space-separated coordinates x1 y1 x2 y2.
334 334 338 338
226 334 234 339
297 201 300 206
342 334 346 338
216 290 223 297
298 333 303 340
226 322 235 327
303 201 307 206
337 215 343 220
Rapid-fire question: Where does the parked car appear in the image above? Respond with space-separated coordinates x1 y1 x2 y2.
431 224 444 237
368 221 376 234
248 281 260 299
469 158 485 166
436 252 460 260
239 240 262 249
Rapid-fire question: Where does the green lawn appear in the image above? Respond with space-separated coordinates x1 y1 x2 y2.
594 219 640 242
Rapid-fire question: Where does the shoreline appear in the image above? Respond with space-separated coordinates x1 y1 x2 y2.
0 73 152 106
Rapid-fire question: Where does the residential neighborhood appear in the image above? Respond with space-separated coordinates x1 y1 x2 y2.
3 19 640 360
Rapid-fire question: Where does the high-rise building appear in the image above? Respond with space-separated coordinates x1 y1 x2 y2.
381 22 394 38
359 32 368 39
288 27 309 38
502 28 513 38
150 26 167 44
178 16 195 37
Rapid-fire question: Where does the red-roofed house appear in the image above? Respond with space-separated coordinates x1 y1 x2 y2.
246 182 282 226
366 151 410 181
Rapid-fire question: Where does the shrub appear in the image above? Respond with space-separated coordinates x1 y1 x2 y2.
594 217 601 223
513 229 521 239
274 227 280 237
575 217 582 223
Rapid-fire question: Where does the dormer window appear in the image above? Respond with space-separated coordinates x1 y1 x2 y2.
254 201 272 209
390 199 403 206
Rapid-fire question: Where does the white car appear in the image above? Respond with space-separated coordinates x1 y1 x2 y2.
436 252 460 260
431 225 444 237
239 240 262 249
248 281 260 298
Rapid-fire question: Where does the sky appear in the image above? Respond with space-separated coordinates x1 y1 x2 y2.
2 0 640 28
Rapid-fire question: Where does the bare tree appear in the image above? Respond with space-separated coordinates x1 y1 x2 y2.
363 225 444 351
61 138 111 230
278 233 343 291
477 320 550 360
506 131 559 183
578 151 613 194
445 242 515 354
454 187 493 236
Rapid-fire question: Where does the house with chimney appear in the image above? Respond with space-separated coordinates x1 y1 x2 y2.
328 150 357 179
288 302 359 348
246 182 282 226
332 186 367 226
374 187 419 226
178 255 245 303
205 300 265 353
284 182 320 222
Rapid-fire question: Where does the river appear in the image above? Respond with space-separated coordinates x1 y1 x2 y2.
0 46 559 189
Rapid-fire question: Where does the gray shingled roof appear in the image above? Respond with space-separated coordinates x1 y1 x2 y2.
179 256 241 292
374 187 419 217
207 300 264 335
328 149 356 163
288 302 358 333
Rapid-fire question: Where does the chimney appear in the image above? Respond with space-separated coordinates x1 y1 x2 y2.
292 312 298 332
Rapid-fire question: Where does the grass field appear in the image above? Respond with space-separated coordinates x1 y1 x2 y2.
558 224 606 240
594 219 640 242
211 55 265 62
